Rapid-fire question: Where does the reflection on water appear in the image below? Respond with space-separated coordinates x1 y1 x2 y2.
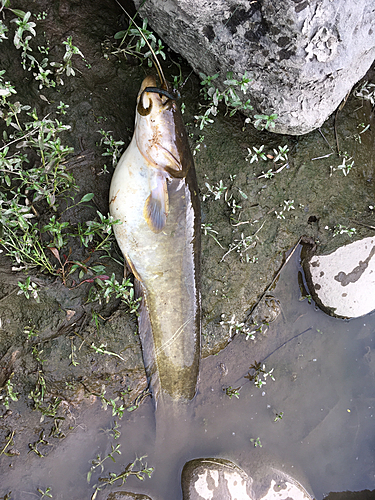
1 246 375 499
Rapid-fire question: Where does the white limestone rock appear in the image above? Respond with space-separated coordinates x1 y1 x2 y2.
181 458 313 500
305 236 375 318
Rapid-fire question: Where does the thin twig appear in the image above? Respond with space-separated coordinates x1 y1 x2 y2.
0 128 39 151
0 287 18 304
311 153 334 161
245 237 302 320
317 128 335 152
0 113 51 151
348 219 375 231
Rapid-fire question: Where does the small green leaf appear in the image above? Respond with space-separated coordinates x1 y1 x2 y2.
79 192 94 203
114 30 126 39
10 8 26 17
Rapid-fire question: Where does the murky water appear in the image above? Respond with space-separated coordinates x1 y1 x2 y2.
2 245 374 499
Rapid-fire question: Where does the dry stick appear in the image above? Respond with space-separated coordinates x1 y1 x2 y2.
311 153 334 161
317 128 335 153
348 219 375 231
0 113 51 151
0 287 18 304
244 236 302 323
233 324 314 389
262 327 312 364
229 238 309 388
334 107 340 155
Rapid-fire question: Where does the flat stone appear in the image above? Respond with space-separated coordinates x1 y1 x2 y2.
181 458 313 500
106 493 152 500
182 458 252 500
305 237 375 318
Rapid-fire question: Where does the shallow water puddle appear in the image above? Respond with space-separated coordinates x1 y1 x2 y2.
1 246 375 500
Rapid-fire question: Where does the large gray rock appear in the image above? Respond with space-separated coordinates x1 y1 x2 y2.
304 237 375 318
134 0 375 135
181 458 313 500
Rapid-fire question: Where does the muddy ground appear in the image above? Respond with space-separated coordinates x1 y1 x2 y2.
0 0 374 496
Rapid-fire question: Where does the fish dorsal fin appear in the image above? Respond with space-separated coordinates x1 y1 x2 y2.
144 174 169 233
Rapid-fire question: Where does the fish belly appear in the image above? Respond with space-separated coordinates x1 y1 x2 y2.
109 139 200 402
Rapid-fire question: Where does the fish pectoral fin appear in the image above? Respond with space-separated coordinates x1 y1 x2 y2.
144 176 169 233
124 253 142 282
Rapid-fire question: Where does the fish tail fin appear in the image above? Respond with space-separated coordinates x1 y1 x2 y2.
143 175 169 233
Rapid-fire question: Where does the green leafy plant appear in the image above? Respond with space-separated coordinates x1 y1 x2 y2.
201 223 225 249
43 215 69 249
0 74 119 282
250 437 262 447
195 71 252 129
76 210 120 253
220 313 252 338
10 10 36 69
101 455 152 485
224 386 241 399
252 113 278 131
37 487 53 499
88 273 141 314
90 342 124 361
245 361 275 389
354 81 375 106
328 224 357 238
0 13 8 42
0 430 15 457
275 199 295 219
89 454 153 500
202 179 227 201
274 411 284 422
28 369 46 409
126 388 151 412
0 376 19 409
100 420 121 440
246 145 289 179
220 231 257 263
113 16 166 67
98 386 127 418
246 145 268 163
97 129 124 168
17 276 40 302
330 155 354 177
87 443 122 483
28 430 51 457
50 36 85 82
69 337 79 366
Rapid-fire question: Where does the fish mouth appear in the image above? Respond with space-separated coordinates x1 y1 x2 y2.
137 86 177 115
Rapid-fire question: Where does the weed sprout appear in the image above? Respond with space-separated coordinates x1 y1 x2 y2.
245 361 275 389
195 71 252 129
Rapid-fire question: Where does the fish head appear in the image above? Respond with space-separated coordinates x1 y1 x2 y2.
135 76 191 178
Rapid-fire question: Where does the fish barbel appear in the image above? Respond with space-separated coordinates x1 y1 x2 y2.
109 76 201 403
